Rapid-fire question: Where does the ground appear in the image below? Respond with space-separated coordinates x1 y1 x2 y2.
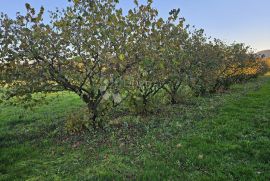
0 75 270 180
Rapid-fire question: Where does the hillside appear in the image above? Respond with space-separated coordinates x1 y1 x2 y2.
258 50 270 58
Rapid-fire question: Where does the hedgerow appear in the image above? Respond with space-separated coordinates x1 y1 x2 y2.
0 0 267 129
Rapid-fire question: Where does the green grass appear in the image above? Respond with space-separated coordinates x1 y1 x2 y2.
0 76 270 180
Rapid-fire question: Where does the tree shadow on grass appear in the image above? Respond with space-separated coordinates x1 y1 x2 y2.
0 118 64 148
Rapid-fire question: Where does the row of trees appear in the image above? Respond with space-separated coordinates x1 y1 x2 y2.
0 0 267 128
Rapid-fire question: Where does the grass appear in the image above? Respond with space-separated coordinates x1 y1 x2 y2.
0 75 270 180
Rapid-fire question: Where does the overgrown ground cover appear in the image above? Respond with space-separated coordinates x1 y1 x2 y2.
0 75 270 180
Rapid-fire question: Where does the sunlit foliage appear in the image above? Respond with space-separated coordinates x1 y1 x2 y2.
0 0 266 128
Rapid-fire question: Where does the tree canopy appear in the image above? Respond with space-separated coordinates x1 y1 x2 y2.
0 0 267 129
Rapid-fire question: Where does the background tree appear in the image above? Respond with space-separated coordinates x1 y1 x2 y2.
161 9 189 104
183 29 216 95
124 1 168 114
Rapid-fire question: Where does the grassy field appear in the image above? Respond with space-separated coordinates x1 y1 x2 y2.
0 75 270 180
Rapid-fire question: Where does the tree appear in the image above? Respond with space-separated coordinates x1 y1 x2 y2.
161 9 189 104
0 0 146 128
211 43 263 92
183 29 216 95
125 2 168 114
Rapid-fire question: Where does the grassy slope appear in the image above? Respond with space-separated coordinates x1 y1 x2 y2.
0 76 269 180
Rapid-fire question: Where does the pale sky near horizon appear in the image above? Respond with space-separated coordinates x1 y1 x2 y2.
0 0 269 51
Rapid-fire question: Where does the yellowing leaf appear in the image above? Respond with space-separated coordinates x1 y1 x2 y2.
119 54 125 61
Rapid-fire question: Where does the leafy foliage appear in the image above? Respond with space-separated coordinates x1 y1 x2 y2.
0 0 267 128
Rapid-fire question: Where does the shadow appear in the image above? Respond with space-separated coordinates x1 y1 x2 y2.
0 119 63 148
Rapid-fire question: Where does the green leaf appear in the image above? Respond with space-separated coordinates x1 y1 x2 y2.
119 54 125 61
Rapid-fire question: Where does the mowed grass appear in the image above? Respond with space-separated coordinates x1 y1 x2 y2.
0 75 270 180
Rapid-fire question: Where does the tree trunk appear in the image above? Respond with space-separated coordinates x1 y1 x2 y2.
165 82 180 105
170 94 177 104
87 103 98 129
170 85 178 104
142 95 148 115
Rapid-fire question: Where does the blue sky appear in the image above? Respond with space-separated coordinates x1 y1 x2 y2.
0 0 269 51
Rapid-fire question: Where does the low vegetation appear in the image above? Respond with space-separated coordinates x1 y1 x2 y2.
1 73 270 180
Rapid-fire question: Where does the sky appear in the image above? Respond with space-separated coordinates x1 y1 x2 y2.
0 0 269 51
